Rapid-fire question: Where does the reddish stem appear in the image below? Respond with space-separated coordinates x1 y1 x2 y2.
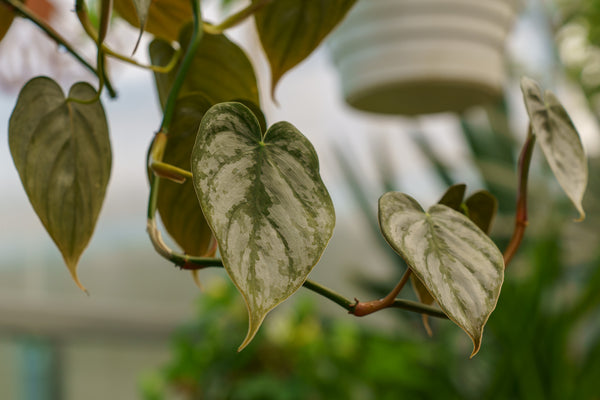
352 268 412 316
503 125 536 267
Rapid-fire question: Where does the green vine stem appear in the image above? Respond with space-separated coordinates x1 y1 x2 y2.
159 0 203 134
503 125 536 266
203 0 273 34
0 0 117 98
165 252 448 319
147 0 202 254
68 0 112 104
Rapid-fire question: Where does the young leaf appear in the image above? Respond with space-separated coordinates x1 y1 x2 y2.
9 77 112 291
521 77 588 219
379 192 504 357
192 102 335 350
0 2 16 42
114 0 192 41
253 0 356 96
464 191 498 235
155 94 214 256
437 184 467 211
150 26 259 109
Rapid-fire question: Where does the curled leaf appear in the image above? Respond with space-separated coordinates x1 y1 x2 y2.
115 0 192 42
521 77 588 220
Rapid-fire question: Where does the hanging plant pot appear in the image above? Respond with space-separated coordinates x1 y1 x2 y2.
328 0 518 115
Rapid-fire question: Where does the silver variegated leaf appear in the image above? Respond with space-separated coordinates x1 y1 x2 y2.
521 76 587 219
191 102 335 350
379 192 504 357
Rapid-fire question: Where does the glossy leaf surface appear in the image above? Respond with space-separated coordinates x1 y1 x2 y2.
150 27 259 108
521 77 587 219
9 77 111 290
156 95 214 256
192 102 335 350
379 193 504 357
115 0 192 41
253 0 356 95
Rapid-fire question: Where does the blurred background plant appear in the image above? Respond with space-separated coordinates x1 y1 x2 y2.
139 1 600 397
141 104 600 399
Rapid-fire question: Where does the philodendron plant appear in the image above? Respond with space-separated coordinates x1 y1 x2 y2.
1 0 589 357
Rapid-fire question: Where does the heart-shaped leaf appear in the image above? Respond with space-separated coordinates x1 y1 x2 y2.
464 191 498 235
253 0 356 96
155 94 215 256
379 192 504 357
521 77 588 219
150 26 259 109
9 77 112 291
192 102 335 350
114 0 192 41
0 2 16 42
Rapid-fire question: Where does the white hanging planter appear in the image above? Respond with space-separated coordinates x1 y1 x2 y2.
328 0 518 115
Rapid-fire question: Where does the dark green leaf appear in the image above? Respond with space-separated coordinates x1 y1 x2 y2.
9 77 112 291
464 191 498 235
114 0 192 41
521 77 588 219
150 26 259 109
379 192 504 357
0 2 16 42
437 184 466 210
156 94 215 256
192 102 335 350
253 0 356 96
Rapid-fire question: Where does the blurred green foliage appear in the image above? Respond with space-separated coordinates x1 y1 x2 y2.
143 225 600 400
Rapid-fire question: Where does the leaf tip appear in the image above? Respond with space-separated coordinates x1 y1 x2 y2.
422 315 433 337
191 270 203 290
67 264 88 294
469 343 481 359
238 310 268 352
520 75 539 92
237 328 258 352
468 331 483 359
574 209 586 222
